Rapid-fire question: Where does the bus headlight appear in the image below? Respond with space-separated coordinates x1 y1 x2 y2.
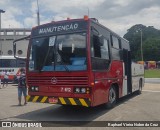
35 86 39 91
81 88 86 93
31 87 35 91
75 88 80 93
30 86 39 92
74 87 90 94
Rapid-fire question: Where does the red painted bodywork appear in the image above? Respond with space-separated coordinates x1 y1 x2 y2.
91 61 123 106
26 18 124 107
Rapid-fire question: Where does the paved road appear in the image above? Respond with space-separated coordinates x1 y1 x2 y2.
0 83 160 129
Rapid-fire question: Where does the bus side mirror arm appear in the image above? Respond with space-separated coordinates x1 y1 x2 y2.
13 42 16 56
13 35 30 61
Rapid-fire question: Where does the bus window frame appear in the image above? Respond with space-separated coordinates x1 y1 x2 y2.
28 32 88 72
90 32 111 71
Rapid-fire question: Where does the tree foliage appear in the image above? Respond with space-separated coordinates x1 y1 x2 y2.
123 24 160 61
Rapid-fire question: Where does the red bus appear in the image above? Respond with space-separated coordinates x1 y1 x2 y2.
13 16 144 108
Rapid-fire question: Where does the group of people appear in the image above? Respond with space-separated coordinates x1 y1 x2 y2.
0 68 27 106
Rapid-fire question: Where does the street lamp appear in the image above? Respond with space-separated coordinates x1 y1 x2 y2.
0 9 5 55
0 9 5 29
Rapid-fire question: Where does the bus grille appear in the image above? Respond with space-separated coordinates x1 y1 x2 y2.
27 76 89 86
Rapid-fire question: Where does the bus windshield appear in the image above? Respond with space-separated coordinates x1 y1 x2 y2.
29 33 87 71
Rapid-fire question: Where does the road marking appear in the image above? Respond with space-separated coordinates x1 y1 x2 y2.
143 90 160 93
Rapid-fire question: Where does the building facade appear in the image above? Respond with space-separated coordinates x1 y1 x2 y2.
0 28 31 57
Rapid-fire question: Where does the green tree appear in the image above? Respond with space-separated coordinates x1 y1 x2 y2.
143 38 160 61
123 24 160 61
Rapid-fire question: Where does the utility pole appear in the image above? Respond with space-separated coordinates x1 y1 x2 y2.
140 30 143 61
87 7 90 17
136 29 143 61
0 9 5 55
37 0 40 25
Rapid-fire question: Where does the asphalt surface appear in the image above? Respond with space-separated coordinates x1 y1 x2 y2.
0 82 160 130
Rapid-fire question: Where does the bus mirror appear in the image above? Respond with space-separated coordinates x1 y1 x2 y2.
98 35 104 46
13 42 16 56
13 35 30 61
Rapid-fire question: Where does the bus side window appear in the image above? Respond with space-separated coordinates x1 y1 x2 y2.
111 35 121 60
92 35 110 59
92 35 101 58
91 34 110 70
111 35 120 49
100 39 110 60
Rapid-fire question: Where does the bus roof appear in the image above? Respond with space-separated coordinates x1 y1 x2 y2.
31 17 129 43
0 56 16 59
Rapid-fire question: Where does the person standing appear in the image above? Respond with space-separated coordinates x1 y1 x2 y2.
18 69 27 106
3 70 9 88
0 71 2 89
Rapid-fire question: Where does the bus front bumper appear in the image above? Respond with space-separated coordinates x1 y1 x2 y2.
26 95 91 107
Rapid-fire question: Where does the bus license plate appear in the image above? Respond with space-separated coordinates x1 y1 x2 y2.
48 98 58 104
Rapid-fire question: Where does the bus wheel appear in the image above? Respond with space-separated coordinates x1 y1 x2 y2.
106 86 117 109
137 79 142 95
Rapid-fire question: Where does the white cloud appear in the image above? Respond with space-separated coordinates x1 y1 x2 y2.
0 0 9 5
39 0 105 12
8 7 23 16
24 17 37 28
97 4 160 36
1 0 160 36
138 6 160 27
114 0 133 6
3 19 22 28
31 1 38 14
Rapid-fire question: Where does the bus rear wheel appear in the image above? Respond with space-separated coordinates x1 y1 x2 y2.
106 85 117 109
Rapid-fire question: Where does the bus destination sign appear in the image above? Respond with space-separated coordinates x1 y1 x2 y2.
32 21 87 37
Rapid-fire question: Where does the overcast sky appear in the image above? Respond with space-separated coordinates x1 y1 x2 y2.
0 0 160 36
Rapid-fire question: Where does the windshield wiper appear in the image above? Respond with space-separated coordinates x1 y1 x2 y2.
55 53 70 72
38 40 70 72
39 46 52 72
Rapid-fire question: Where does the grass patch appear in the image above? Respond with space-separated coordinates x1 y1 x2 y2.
145 69 160 78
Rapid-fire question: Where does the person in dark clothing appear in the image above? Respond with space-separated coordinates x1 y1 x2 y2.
18 69 27 106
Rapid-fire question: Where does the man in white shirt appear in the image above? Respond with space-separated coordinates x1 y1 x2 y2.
3 70 9 87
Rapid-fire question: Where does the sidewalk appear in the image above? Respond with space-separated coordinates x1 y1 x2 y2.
145 78 160 84
144 83 160 91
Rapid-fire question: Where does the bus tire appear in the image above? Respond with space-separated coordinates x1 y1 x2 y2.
137 79 142 95
105 85 117 109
